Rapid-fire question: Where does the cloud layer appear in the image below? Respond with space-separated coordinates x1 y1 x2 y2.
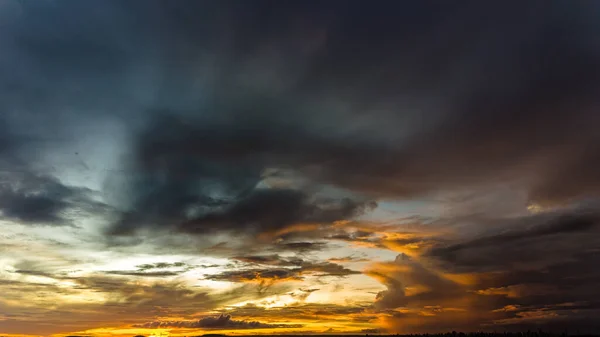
2 0 600 335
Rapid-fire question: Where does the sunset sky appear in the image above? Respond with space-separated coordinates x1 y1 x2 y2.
2 1 600 336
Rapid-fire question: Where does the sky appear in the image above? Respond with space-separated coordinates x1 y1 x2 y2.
2 0 600 336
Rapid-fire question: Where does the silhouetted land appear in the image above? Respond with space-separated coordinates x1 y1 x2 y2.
56 333 600 337
191 333 600 337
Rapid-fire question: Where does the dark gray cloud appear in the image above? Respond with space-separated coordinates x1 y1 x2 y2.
104 113 377 237
102 261 191 277
213 302 369 322
428 208 600 272
3 0 600 228
103 270 181 277
63 275 288 317
0 172 108 226
205 268 301 283
108 0 600 206
62 1 594 242
0 110 110 226
205 256 360 284
204 263 360 283
134 314 302 329
136 262 187 270
12 269 57 279
107 183 375 248
270 241 329 253
289 288 320 301
233 254 304 266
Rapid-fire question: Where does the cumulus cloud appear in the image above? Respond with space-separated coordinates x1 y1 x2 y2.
366 254 467 310
366 209 600 332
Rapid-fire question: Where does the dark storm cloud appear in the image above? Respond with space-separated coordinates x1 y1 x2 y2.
488 301 600 333
3 0 600 228
90 1 600 243
183 189 373 234
125 0 600 205
475 250 600 307
134 314 303 329
105 115 377 237
109 182 374 236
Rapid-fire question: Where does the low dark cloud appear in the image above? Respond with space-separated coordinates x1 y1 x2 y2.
270 241 329 253
213 302 369 322
429 208 600 272
12 269 57 279
102 262 191 278
206 257 360 284
109 182 375 238
0 172 107 226
103 270 181 277
206 268 301 283
361 328 384 334
63 275 286 317
183 189 373 234
134 314 302 329
488 302 600 332
136 262 187 270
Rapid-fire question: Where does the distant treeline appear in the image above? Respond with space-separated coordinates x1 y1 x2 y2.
58 332 600 337
193 333 597 337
